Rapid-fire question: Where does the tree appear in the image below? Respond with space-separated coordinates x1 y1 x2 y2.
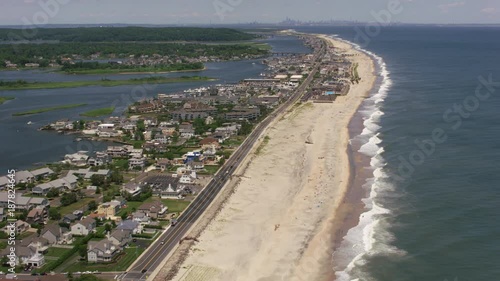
49 208 61 220
104 223 112 233
60 193 78 206
46 188 60 198
88 200 98 211
78 244 87 258
90 174 106 187
109 171 124 184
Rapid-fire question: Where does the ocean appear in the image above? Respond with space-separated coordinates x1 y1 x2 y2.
295 26 500 281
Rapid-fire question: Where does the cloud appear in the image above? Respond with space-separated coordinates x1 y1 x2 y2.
438 1 465 13
480 7 497 16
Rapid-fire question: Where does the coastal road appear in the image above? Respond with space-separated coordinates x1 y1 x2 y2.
121 39 326 281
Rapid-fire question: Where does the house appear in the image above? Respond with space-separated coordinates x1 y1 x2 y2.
14 220 30 234
15 170 35 184
87 238 121 263
154 133 170 144
0 192 48 210
137 201 168 219
20 236 50 254
96 200 122 219
224 106 261 121
129 157 146 170
32 183 53 196
26 207 47 225
107 146 130 158
117 220 142 234
30 168 55 180
188 161 204 170
155 159 171 171
122 182 142 197
63 151 89 166
61 214 78 224
0 176 9 189
32 174 79 195
108 229 132 248
41 224 72 245
200 137 222 148
179 174 195 184
71 216 96 236
0 245 45 267
179 123 195 138
131 211 151 225
70 168 110 179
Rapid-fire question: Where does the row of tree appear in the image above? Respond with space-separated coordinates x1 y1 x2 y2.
0 42 268 68
0 27 257 42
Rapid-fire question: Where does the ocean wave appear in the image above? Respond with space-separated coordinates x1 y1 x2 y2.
330 35 404 281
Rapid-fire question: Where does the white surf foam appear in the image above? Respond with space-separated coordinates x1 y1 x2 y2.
330 35 404 281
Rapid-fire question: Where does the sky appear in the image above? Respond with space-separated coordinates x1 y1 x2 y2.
0 0 499 25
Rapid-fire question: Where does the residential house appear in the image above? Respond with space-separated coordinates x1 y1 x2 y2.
32 174 78 195
137 201 168 219
14 220 30 234
30 168 55 180
87 238 121 263
71 216 96 236
41 224 72 245
129 157 146 170
26 207 47 225
155 159 171 171
15 170 35 184
131 211 151 225
0 192 48 210
63 151 89 166
179 123 195 138
122 182 142 197
200 137 222 148
96 200 122 219
0 246 45 267
108 229 132 248
224 106 261 121
117 220 142 234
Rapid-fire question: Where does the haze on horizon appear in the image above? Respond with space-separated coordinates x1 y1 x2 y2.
0 0 499 26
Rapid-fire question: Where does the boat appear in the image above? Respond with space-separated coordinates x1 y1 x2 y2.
75 138 82 142
27 121 32 125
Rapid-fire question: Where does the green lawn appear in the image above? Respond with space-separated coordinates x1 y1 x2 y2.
45 247 73 257
117 198 154 217
162 199 191 214
0 96 14 104
63 247 144 272
59 197 95 216
80 107 115 117
201 165 220 175
12 103 87 116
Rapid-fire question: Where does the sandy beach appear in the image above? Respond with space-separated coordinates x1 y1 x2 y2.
163 35 377 281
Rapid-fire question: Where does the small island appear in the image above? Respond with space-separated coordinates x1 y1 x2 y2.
0 76 213 91
80 107 115 117
0 96 14 104
12 103 88 116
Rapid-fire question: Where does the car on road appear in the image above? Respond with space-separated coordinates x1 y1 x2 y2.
141 269 147 273
171 219 178 226
161 240 165 245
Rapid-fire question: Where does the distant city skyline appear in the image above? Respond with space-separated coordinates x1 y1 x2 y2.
0 0 499 25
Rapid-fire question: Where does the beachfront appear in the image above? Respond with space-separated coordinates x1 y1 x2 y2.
164 35 377 281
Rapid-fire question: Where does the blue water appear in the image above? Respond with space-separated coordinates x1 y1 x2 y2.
0 35 310 172
294 26 500 281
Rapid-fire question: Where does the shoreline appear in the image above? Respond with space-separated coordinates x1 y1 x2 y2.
165 35 378 281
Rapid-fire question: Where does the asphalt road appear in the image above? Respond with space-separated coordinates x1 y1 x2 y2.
121 42 326 281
